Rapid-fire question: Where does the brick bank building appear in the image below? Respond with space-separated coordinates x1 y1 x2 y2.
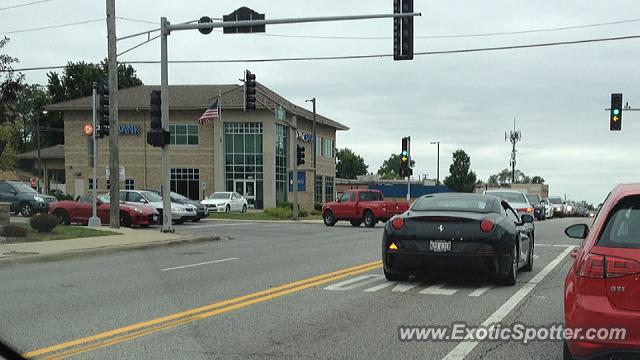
46 84 348 210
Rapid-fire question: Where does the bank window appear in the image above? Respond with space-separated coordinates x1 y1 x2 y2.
170 124 199 145
125 179 135 190
89 179 97 190
315 175 323 204
323 138 334 158
325 176 334 202
316 136 322 157
106 180 110 190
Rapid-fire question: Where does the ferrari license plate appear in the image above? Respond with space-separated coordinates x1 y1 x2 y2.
430 240 451 253
153 215 159 222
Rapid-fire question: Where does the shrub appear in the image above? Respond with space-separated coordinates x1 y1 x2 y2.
1 224 28 237
314 202 323 211
310 210 321 216
299 209 309 217
265 207 292 219
276 202 294 210
29 213 58 233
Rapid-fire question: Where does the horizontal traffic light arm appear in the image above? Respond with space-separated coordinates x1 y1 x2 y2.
166 13 421 32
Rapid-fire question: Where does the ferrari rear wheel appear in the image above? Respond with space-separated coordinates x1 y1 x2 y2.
522 240 534 272
54 209 70 225
119 212 132 227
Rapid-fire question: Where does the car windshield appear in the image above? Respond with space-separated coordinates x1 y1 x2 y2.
487 191 527 204
140 191 162 202
549 197 563 204
97 194 110 203
412 195 494 213
209 193 231 200
11 183 38 193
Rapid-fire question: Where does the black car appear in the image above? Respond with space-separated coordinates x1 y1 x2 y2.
382 193 534 286
0 181 57 216
143 190 208 222
525 193 545 221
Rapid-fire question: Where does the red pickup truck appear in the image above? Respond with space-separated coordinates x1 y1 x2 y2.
322 189 410 227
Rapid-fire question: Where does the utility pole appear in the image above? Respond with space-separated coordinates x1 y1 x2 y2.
36 111 41 190
430 141 440 185
306 98 317 201
88 83 101 227
505 118 521 184
292 115 299 221
407 136 411 202
106 0 120 228
160 17 173 232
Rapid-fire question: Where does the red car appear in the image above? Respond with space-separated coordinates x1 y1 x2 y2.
322 189 409 227
49 194 159 227
564 183 640 359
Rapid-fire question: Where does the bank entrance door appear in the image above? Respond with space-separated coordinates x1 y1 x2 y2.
234 180 256 208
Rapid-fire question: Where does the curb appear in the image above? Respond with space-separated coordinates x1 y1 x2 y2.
0 235 227 265
206 218 323 224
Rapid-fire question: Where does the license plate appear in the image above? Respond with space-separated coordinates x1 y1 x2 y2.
429 240 451 253
153 215 158 222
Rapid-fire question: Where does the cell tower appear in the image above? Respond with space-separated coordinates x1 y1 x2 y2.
505 118 522 184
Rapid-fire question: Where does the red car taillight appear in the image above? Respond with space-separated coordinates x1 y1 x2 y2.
516 207 534 214
576 254 640 278
606 256 640 278
480 219 494 233
391 216 405 230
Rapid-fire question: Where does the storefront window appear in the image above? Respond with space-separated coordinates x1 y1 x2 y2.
316 136 322 158
325 176 334 202
171 168 200 200
275 125 288 204
169 124 199 145
323 138 334 158
225 122 263 208
315 175 323 204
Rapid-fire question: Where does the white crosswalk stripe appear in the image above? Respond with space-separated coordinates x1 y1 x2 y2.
324 276 491 297
419 283 458 296
468 285 493 297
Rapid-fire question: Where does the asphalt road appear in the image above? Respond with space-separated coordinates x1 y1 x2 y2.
0 216 587 360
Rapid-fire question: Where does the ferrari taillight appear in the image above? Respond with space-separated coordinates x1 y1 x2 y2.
480 219 494 233
391 216 405 230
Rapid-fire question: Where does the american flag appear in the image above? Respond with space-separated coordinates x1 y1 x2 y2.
198 99 219 124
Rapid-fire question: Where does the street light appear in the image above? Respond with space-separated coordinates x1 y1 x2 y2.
37 109 48 192
430 141 440 185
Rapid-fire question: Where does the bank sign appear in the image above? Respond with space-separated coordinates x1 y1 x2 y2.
118 125 141 135
296 131 314 143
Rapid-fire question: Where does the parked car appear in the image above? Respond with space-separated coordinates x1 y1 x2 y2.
119 190 194 224
548 196 566 217
0 180 57 217
201 192 248 213
322 189 410 227
49 194 159 227
525 193 545 221
542 198 554 219
143 189 207 222
482 189 535 243
382 193 534 285
563 184 640 359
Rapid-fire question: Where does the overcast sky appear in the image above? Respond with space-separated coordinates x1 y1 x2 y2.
3 0 640 204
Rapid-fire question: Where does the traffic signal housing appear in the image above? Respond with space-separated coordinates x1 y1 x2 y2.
393 0 414 61
97 83 110 138
399 136 412 177
296 144 306 166
244 70 257 111
610 93 623 131
146 90 170 147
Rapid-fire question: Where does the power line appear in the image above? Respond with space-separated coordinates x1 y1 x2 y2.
6 33 640 72
248 17 640 40
116 16 156 25
1 18 103 35
0 0 53 11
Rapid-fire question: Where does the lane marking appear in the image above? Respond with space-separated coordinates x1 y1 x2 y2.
160 257 238 272
419 283 458 296
442 246 574 360
468 285 492 297
364 281 397 292
183 223 253 229
324 274 384 291
536 243 577 247
24 260 382 359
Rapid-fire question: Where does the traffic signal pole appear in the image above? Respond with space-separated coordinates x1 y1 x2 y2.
88 83 101 227
407 136 411 202
160 17 173 233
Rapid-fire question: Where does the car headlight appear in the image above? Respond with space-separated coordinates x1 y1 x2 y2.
33 196 44 202
134 207 143 213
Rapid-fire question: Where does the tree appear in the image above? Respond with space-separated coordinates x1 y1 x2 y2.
377 153 415 180
14 84 52 152
336 148 368 179
487 168 541 185
0 37 25 125
530 176 545 184
443 149 477 193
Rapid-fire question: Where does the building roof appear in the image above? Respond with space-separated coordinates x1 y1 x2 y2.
16 144 65 160
45 84 349 130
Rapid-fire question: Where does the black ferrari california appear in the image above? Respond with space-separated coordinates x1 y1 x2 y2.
382 193 534 285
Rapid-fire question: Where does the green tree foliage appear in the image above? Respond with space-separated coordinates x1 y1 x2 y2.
377 153 416 180
443 149 477 193
530 175 545 184
14 84 52 152
0 37 25 125
487 168 544 185
336 148 368 179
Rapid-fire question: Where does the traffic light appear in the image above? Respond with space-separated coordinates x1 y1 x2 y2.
393 0 414 61
97 82 109 138
399 136 412 177
610 93 623 131
244 70 257 111
296 144 306 166
146 90 170 147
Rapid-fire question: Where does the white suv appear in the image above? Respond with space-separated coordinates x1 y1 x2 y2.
119 190 195 224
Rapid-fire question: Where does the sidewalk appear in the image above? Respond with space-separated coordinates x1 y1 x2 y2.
0 226 220 264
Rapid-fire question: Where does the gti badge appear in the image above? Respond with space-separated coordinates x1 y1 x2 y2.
438 225 445 232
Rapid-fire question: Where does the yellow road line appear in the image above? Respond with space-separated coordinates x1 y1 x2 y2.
26 260 382 359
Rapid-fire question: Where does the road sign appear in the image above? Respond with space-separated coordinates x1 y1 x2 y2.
105 166 125 181
288 171 306 192
223 7 266 33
